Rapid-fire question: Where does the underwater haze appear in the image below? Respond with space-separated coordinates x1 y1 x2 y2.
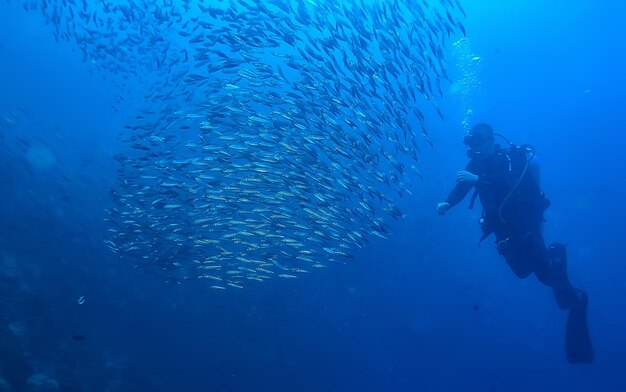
1 0 625 391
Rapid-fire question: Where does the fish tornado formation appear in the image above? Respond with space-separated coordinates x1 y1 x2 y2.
18 0 467 288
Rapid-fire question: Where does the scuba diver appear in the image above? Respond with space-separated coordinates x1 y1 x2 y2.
436 123 594 364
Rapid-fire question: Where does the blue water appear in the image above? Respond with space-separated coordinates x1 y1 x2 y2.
1 0 625 391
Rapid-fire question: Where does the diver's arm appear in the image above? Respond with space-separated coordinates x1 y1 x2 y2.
448 159 480 207
437 160 479 215
437 181 474 215
445 181 474 208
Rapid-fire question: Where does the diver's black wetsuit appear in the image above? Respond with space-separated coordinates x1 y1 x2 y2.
445 144 594 363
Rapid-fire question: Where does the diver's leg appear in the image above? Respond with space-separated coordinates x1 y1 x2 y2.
496 232 533 279
540 241 594 364
566 289 594 364
526 232 578 308
543 243 581 309
500 231 594 363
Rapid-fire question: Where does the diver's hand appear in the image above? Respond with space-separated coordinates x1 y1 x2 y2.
456 171 478 184
437 202 450 215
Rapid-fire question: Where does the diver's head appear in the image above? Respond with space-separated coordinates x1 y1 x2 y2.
464 123 495 159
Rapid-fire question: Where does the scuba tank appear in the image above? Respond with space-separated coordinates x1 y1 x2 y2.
469 133 549 236
493 133 538 224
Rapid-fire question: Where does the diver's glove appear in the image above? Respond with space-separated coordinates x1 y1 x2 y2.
456 170 479 184
437 202 450 215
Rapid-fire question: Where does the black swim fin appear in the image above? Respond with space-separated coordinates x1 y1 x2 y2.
565 290 594 364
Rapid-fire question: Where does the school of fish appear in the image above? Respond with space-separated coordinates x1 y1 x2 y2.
18 0 467 288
